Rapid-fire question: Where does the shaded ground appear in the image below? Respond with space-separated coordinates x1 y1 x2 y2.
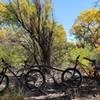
24 81 100 100
0 74 100 100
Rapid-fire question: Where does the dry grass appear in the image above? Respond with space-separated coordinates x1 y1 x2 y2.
0 88 24 100
1 95 24 100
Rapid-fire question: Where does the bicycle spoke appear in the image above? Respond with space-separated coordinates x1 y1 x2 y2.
62 68 82 87
26 69 45 90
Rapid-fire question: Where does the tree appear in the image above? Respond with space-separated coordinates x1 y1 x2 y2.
0 0 67 68
1 0 55 66
71 8 100 48
71 8 100 64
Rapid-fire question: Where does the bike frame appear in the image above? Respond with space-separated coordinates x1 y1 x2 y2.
0 59 24 85
78 62 94 77
73 55 99 78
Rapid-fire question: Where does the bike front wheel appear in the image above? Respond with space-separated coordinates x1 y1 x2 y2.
61 68 82 87
25 69 45 90
0 73 9 93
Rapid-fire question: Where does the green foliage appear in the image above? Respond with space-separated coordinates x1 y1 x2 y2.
0 44 26 67
0 27 26 68
66 42 96 69
0 3 17 25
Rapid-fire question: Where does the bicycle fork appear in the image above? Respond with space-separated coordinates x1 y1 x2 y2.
72 62 78 78
0 68 7 84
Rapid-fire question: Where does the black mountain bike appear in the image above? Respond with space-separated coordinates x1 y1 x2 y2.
61 55 100 87
0 58 44 93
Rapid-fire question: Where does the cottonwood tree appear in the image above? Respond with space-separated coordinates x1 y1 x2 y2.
0 0 67 68
3 0 55 66
72 8 100 48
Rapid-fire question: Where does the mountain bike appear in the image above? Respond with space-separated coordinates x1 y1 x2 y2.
61 55 100 87
0 58 45 93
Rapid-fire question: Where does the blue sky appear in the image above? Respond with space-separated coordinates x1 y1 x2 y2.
52 0 97 40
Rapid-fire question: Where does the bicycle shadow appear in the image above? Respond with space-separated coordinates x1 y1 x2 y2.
27 80 100 100
77 84 100 97
1 75 100 100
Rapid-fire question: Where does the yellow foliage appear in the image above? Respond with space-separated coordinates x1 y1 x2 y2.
53 25 66 43
72 8 100 48
0 3 6 21
78 8 99 23
0 29 6 39
96 38 100 44
96 46 100 53
72 24 82 34
0 3 6 12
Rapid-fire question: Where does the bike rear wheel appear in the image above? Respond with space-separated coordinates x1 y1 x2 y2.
25 69 45 90
61 68 82 87
0 73 9 93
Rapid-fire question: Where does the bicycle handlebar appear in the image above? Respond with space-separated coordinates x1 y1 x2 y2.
83 57 96 64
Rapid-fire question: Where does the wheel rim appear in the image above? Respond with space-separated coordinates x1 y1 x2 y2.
26 71 44 89
63 69 81 87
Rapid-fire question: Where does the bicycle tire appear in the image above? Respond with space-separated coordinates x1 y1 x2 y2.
61 68 82 87
0 73 9 93
25 69 45 90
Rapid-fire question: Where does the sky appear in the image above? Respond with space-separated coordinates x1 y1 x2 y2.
1 0 99 40
52 0 97 41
